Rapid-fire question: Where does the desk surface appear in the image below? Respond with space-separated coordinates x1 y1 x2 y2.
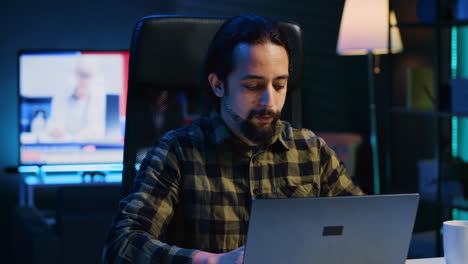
406 258 445 264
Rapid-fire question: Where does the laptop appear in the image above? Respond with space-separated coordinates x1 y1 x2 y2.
243 194 420 264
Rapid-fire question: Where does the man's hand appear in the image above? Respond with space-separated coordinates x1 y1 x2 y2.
193 246 245 264
216 246 244 264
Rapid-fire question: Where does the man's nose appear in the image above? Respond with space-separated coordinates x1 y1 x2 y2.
259 86 274 106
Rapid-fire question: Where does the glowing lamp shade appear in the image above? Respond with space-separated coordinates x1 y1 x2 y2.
337 0 403 55
389 11 404 54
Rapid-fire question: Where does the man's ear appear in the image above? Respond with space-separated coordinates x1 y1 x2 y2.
208 73 224 98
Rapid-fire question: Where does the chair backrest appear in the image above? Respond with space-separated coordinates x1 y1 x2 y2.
122 15 304 196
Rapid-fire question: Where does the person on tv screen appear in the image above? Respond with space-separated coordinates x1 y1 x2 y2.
46 54 106 142
103 15 364 264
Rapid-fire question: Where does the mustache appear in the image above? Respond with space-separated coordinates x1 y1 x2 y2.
246 108 281 120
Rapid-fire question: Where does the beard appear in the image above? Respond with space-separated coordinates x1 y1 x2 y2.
240 108 281 145
222 99 281 145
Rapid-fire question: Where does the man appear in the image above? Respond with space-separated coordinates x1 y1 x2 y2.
47 54 106 141
103 15 364 264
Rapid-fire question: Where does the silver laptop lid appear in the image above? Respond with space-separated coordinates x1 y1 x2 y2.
244 194 420 264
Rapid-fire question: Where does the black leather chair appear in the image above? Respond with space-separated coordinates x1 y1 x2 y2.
122 15 304 196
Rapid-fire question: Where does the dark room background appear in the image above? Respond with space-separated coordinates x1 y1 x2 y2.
0 0 371 261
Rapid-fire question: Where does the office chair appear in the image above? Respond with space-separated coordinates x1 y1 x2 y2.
122 15 304 196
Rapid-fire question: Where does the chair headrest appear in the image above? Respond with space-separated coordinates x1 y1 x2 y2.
129 15 304 92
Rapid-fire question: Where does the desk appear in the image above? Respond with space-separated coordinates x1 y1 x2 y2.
406 258 445 264
15 175 122 264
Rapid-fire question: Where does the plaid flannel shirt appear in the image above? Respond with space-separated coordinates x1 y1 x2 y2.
103 111 364 263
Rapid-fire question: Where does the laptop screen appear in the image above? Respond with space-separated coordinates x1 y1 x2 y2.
244 194 419 264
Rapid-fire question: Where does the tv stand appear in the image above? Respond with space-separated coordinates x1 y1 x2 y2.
18 168 121 208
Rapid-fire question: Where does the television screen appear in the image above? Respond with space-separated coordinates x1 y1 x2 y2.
18 51 129 166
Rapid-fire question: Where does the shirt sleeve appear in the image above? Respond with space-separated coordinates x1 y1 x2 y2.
103 132 199 264
317 137 365 196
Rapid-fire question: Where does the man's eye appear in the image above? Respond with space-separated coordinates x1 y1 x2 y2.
244 85 261 90
274 84 286 90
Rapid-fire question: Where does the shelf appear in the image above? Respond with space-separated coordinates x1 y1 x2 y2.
390 107 468 118
387 2 468 257
452 196 468 210
398 20 468 28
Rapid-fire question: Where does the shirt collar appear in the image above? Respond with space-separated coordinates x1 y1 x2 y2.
208 111 292 150
209 111 234 146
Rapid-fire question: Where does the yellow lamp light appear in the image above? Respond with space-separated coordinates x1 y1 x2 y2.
336 0 403 194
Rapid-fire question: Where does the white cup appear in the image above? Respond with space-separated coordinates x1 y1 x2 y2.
443 220 468 264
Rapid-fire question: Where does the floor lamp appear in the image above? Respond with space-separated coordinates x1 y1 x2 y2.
337 0 403 194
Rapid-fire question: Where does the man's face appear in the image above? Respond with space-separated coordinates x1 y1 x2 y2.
217 42 289 144
74 69 91 100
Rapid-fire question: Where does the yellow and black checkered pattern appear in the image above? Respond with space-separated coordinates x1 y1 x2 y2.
103 111 364 263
